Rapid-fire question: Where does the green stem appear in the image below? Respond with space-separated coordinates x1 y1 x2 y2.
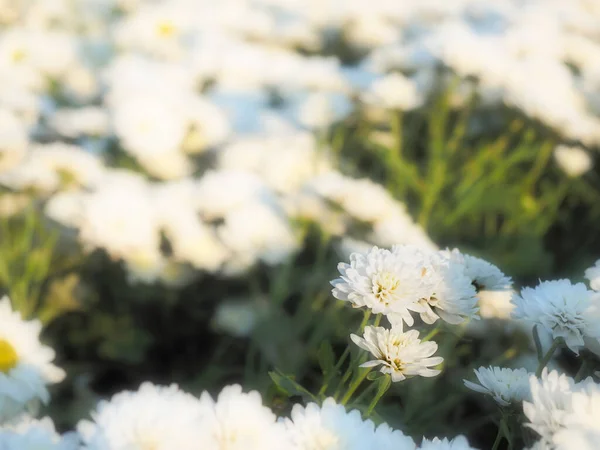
491 420 504 450
391 110 403 159
366 379 391 416
340 367 372 405
339 314 382 404
536 339 562 377
422 326 440 342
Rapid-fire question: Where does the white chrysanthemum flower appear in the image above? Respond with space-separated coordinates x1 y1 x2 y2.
417 251 479 325
523 369 577 445
0 296 65 423
585 259 600 291
442 250 512 292
512 280 600 354
0 415 79 449
351 326 443 382
373 422 416 450
331 246 430 327
553 145 593 178
197 384 288 450
419 435 479 450
521 370 600 449
363 72 424 111
78 383 206 450
463 367 532 406
284 397 401 450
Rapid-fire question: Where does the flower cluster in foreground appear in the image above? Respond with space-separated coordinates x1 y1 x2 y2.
75 383 477 450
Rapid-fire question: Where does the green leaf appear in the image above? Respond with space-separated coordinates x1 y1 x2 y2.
367 371 384 381
317 341 335 377
269 371 316 401
366 375 392 416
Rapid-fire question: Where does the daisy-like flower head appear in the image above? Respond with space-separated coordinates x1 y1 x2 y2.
0 296 65 423
441 249 512 292
463 366 532 407
196 384 288 450
584 259 600 291
331 245 431 327
523 369 578 445
284 397 414 450
417 251 479 325
419 436 479 450
511 280 600 354
0 415 79 449
78 382 207 450
350 326 443 382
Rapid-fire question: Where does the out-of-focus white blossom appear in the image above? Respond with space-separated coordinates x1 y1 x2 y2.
464 366 532 406
512 280 600 354
553 145 593 178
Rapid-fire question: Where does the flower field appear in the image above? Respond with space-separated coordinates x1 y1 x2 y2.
1 0 600 448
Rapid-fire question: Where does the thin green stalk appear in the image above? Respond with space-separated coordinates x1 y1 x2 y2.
422 326 440 342
339 314 382 404
536 339 562 377
333 310 373 398
391 110 403 159
340 367 372 405
366 378 391 416
491 420 504 450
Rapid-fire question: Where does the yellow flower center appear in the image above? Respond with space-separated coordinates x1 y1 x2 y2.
0 339 18 373
156 21 176 37
11 49 26 63
372 272 400 305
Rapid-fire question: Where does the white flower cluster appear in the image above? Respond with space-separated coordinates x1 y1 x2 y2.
334 245 511 381
524 369 600 450
72 382 479 450
1 0 449 285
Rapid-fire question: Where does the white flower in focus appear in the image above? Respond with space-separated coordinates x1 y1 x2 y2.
585 259 600 291
331 246 429 327
78 383 206 450
464 367 532 406
419 435 479 450
351 326 443 382
0 296 65 423
364 72 423 111
511 280 600 354
553 145 593 178
0 415 78 449
417 251 479 325
284 397 378 450
197 384 288 450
